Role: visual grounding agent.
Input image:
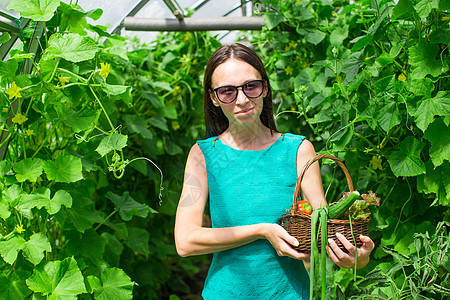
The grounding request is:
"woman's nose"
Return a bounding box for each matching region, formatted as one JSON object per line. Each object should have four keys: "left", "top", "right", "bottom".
{"left": 235, "top": 87, "right": 249, "bottom": 104}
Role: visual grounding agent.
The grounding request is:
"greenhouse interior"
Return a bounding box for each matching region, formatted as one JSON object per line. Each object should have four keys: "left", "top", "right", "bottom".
{"left": 0, "top": 0, "right": 449, "bottom": 299}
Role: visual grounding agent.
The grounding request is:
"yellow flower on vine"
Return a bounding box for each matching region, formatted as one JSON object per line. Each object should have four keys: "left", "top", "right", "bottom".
{"left": 26, "top": 129, "right": 34, "bottom": 136}
{"left": 99, "top": 63, "right": 110, "bottom": 79}
{"left": 12, "top": 113, "right": 28, "bottom": 125}
{"left": 370, "top": 156, "right": 383, "bottom": 170}
{"left": 172, "top": 121, "right": 180, "bottom": 131}
{"left": 398, "top": 73, "right": 407, "bottom": 81}
{"left": 15, "top": 224, "right": 25, "bottom": 234}
{"left": 285, "top": 65, "right": 293, "bottom": 75}
{"left": 2, "top": 107, "right": 8, "bottom": 112}
{"left": 5, "top": 82, "right": 22, "bottom": 99}
{"left": 59, "top": 76, "right": 71, "bottom": 86}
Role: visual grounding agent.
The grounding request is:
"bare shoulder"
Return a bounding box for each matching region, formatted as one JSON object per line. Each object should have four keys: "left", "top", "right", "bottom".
{"left": 297, "top": 139, "right": 316, "bottom": 158}
{"left": 186, "top": 143, "right": 206, "bottom": 170}
{"left": 296, "top": 139, "right": 317, "bottom": 176}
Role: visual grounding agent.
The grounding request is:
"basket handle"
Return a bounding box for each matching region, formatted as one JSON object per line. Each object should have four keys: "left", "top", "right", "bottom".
{"left": 292, "top": 154, "right": 354, "bottom": 211}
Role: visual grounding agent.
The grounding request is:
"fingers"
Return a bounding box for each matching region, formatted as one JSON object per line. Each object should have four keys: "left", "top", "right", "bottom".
{"left": 360, "top": 235, "right": 375, "bottom": 252}
{"left": 328, "top": 234, "right": 375, "bottom": 269}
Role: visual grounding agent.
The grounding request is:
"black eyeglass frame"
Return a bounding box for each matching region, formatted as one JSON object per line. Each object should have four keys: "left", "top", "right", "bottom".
{"left": 211, "top": 79, "right": 266, "bottom": 104}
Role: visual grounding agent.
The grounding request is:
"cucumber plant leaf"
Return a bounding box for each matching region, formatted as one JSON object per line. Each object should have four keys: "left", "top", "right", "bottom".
{"left": 263, "top": 12, "right": 285, "bottom": 30}
{"left": 96, "top": 133, "right": 128, "bottom": 157}
{"left": 0, "top": 200, "right": 10, "bottom": 220}
{"left": 0, "top": 236, "right": 26, "bottom": 264}
{"left": 43, "top": 33, "right": 99, "bottom": 63}
{"left": 409, "top": 91, "right": 450, "bottom": 132}
{"left": 26, "top": 256, "right": 87, "bottom": 299}
{"left": 86, "top": 267, "right": 134, "bottom": 300}
{"left": 13, "top": 158, "right": 44, "bottom": 183}
{"left": 105, "top": 191, "right": 155, "bottom": 221}
{"left": 388, "top": 136, "right": 426, "bottom": 177}
{"left": 7, "top": 0, "right": 60, "bottom": 22}
{"left": 123, "top": 114, "right": 153, "bottom": 140}
{"left": 392, "top": 0, "right": 416, "bottom": 20}
{"left": 423, "top": 117, "right": 450, "bottom": 167}
{"left": 125, "top": 226, "right": 149, "bottom": 257}
{"left": 66, "top": 193, "right": 104, "bottom": 233}
{"left": 417, "top": 161, "right": 450, "bottom": 206}
{"left": 409, "top": 40, "right": 448, "bottom": 79}
{"left": 23, "top": 233, "right": 52, "bottom": 265}
{"left": 16, "top": 188, "right": 71, "bottom": 215}
{"left": 66, "top": 229, "right": 106, "bottom": 266}
{"left": 414, "top": 0, "right": 439, "bottom": 19}
{"left": 43, "top": 155, "right": 83, "bottom": 183}
{"left": 377, "top": 101, "right": 401, "bottom": 133}
{"left": 0, "top": 270, "right": 32, "bottom": 300}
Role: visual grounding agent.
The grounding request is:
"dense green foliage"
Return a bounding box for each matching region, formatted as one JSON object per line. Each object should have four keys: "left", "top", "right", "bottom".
{"left": 252, "top": 0, "right": 450, "bottom": 298}
{"left": 1, "top": 0, "right": 449, "bottom": 299}
{"left": 0, "top": 0, "right": 219, "bottom": 299}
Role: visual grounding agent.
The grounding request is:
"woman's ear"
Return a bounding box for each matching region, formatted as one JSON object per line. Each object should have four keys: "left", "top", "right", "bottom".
{"left": 263, "top": 81, "right": 269, "bottom": 98}
{"left": 209, "top": 90, "right": 220, "bottom": 107}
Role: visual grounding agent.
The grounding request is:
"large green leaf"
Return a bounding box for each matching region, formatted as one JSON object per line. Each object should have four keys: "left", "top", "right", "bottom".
{"left": 23, "top": 233, "right": 52, "bottom": 265}
{"left": 101, "top": 233, "right": 124, "bottom": 267}
{"left": 58, "top": 106, "right": 98, "bottom": 133}
{"left": 0, "top": 236, "right": 26, "bottom": 265}
{"left": 43, "top": 33, "right": 98, "bottom": 63}
{"left": 0, "top": 271, "right": 32, "bottom": 300}
{"left": 0, "top": 200, "right": 9, "bottom": 220}
{"left": 66, "top": 192, "right": 104, "bottom": 233}
{"left": 17, "top": 188, "right": 51, "bottom": 213}
{"left": 297, "top": 28, "right": 326, "bottom": 45}
{"left": 123, "top": 114, "right": 153, "bottom": 140}
{"left": 414, "top": 0, "right": 439, "bottom": 19}
{"left": 87, "top": 268, "right": 134, "bottom": 300}
{"left": 43, "top": 155, "right": 83, "bottom": 183}
{"left": 263, "top": 12, "right": 285, "bottom": 30}
{"left": 417, "top": 161, "right": 450, "bottom": 206}
{"left": 149, "top": 115, "right": 169, "bottom": 132}
{"left": 125, "top": 226, "right": 149, "bottom": 257}
{"left": 7, "top": 0, "right": 60, "bottom": 22}
{"left": 101, "top": 83, "right": 133, "bottom": 107}
{"left": 13, "top": 158, "right": 43, "bottom": 182}
{"left": 423, "top": 118, "right": 450, "bottom": 167}
{"left": 48, "top": 190, "right": 73, "bottom": 214}
{"left": 392, "top": 0, "right": 416, "bottom": 20}
{"left": 26, "top": 257, "right": 87, "bottom": 299}
{"left": 66, "top": 229, "right": 106, "bottom": 266}
{"left": 377, "top": 101, "right": 401, "bottom": 133}
{"left": 388, "top": 136, "right": 426, "bottom": 177}
{"left": 409, "top": 40, "right": 448, "bottom": 79}
{"left": 409, "top": 91, "right": 450, "bottom": 132}
{"left": 105, "top": 191, "right": 155, "bottom": 221}
{"left": 330, "top": 16, "right": 349, "bottom": 45}
{"left": 17, "top": 188, "right": 71, "bottom": 215}
{"left": 96, "top": 133, "right": 128, "bottom": 157}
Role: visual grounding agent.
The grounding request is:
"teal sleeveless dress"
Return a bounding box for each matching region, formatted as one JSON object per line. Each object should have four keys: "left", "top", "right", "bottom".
{"left": 197, "top": 133, "right": 310, "bottom": 299}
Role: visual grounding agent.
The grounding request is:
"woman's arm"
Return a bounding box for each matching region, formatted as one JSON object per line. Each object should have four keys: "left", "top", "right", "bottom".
{"left": 174, "top": 144, "right": 308, "bottom": 259}
{"left": 296, "top": 139, "right": 375, "bottom": 268}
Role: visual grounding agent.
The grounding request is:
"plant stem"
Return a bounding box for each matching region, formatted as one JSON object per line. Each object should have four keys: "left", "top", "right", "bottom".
{"left": 89, "top": 85, "right": 114, "bottom": 131}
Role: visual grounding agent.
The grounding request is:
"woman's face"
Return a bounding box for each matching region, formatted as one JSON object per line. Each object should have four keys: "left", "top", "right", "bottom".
{"left": 210, "top": 58, "right": 267, "bottom": 128}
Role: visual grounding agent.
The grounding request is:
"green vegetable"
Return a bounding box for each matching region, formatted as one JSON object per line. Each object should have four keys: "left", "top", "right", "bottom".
{"left": 328, "top": 190, "right": 360, "bottom": 219}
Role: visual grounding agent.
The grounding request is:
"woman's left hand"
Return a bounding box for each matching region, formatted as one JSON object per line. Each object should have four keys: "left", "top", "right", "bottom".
{"left": 328, "top": 232, "right": 375, "bottom": 269}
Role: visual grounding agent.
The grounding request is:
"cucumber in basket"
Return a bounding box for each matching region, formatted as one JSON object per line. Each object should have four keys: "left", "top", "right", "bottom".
{"left": 328, "top": 190, "right": 360, "bottom": 219}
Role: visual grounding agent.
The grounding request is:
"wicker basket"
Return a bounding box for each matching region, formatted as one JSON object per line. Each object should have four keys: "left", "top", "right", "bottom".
{"left": 279, "top": 154, "right": 370, "bottom": 254}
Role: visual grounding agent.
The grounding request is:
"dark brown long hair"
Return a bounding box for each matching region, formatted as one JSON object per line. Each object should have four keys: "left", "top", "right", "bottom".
{"left": 203, "top": 43, "right": 277, "bottom": 137}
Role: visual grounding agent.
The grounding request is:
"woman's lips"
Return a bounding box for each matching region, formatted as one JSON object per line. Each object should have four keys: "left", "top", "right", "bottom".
{"left": 235, "top": 107, "right": 253, "bottom": 116}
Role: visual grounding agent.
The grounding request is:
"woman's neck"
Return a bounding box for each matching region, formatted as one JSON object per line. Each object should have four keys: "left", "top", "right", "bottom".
{"left": 219, "top": 123, "right": 279, "bottom": 150}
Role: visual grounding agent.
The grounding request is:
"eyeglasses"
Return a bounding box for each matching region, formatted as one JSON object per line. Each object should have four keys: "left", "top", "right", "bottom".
{"left": 212, "top": 80, "right": 265, "bottom": 104}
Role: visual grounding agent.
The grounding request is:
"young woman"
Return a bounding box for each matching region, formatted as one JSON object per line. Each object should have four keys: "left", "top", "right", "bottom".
{"left": 174, "top": 43, "right": 374, "bottom": 299}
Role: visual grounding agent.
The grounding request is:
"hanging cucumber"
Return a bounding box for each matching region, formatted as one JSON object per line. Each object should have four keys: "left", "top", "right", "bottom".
{"left": 328, "top": 190, "right": 360, "bottom": 219}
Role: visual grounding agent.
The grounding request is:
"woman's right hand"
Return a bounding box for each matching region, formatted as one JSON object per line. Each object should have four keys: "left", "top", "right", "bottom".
{"left": 264, "top": 223, "right": 310, "bottom": 260}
